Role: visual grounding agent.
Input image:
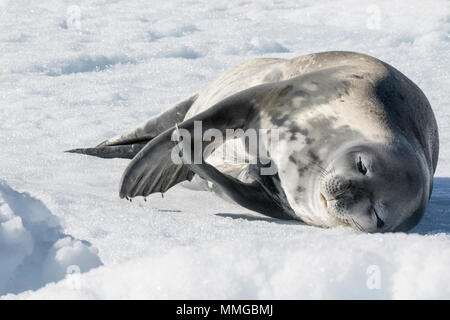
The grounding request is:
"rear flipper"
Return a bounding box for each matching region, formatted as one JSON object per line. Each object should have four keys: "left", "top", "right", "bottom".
{"left": 66, "top": 142, "right": 147, "bottom": 159}
{"left": 65, "top": 92, "right": 198, "bottom": 159}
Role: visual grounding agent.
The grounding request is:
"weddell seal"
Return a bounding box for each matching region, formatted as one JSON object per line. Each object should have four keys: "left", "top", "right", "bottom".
{"left": 67, "top": 51, "right": 439, "bottom": 233}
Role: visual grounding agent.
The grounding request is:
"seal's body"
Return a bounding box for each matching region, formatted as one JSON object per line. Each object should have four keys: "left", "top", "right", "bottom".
{"left": 68, "top": 51, "right": 438, "bottom": 232}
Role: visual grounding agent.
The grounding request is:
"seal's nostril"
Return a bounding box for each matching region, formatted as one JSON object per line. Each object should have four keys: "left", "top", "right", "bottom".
{"left": 377, "top": 216, "right": 384, "bottom": 229}
{"left": 374, "top": 209, "right": 385, "bottom": 228}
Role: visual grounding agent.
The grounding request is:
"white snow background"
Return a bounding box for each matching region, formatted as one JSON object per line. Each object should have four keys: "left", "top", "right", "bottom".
{"left": 0, "top": 0, "right": 449, "bottom": 299}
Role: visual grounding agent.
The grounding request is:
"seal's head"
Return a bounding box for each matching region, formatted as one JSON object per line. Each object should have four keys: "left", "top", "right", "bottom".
{"left": 318, "top": 142, "right": 430, "bottom": 232}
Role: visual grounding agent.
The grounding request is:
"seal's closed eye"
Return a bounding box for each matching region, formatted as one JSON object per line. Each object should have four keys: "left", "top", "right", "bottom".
{"left": 357, "top": 157, "right": 367, "bottom": 175}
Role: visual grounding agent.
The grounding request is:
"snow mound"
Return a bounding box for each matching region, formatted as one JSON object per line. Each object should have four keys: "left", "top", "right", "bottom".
{"left": 5, "top": 229, "right": 450, "bottom": 299}
{"left": 249, "top": 37, "right": 290, "bottom": 54}
{"left": 224, "top": 37, "right": 290, "bottom": 55}
{"left": 0, "top": 180, "right": 102, "bottom": 295}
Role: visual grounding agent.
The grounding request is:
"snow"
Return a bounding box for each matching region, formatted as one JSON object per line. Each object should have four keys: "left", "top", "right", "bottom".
{"left": 0, "top": 180, "right": 102, "bottom": 295}
{"left": 0, "top": 0, "right": 449, "bottom": 299}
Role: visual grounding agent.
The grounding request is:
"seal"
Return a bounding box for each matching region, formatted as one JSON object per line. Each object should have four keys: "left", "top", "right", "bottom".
{"left": 67, "top": 51, "right": 439, "bottom": 232}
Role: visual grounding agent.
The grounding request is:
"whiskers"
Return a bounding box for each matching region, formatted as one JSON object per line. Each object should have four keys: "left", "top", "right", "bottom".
{"left": 333, "top": 214, "right": 365, "bottom": 232}
{"left": 297, "top": 155, "right": 332, "bottom": 179}
{"left": 350, "top": 217, "right": 365, "bottom": 232}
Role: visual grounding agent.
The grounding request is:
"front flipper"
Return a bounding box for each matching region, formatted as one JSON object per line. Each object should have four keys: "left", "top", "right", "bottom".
{"left": 119, "top": 81, "right": 268, "bottom": 198}
{"left": 118, "top": 133, "right": 195, "bottom": 197}
{"left": 184, "top": 160, "right": 295, "bottom": 220}
{"left": 119, "top": 81, "right": 296, "bottom": 220}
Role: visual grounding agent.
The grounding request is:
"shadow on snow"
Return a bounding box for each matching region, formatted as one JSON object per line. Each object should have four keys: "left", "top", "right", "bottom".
{"left": 215, "top": 177, "right": 450, "bottom": 235}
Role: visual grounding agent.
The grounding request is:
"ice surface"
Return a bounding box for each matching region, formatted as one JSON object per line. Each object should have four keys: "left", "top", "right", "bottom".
{"left": 0, "top": 0, "right": 449, "bottom": 299}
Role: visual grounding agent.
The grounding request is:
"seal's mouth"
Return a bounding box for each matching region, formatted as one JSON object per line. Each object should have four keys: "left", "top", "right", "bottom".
{"left": 319, "top": 191, "right": 362, "bottom": 230}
